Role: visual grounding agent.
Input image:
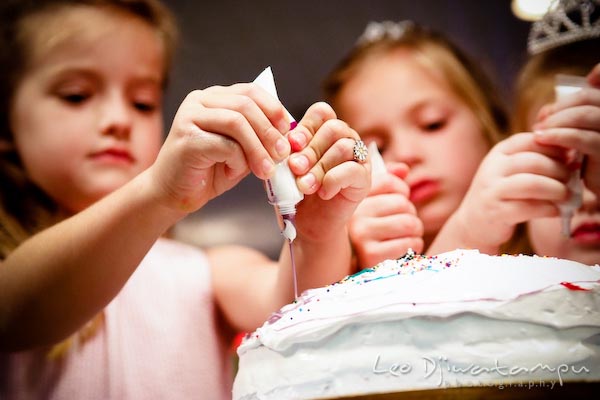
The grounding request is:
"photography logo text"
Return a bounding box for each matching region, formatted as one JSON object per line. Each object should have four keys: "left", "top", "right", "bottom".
{"left": 372, "top": 354, "right": 591, "bottom": 388}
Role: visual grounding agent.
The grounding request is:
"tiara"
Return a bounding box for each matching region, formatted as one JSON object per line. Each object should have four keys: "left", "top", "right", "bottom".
{"left": 528, "top": 0, "right": 600, "bottom": 54}
{"left": 356, "top": 20, "right": 415, "bottom": 46}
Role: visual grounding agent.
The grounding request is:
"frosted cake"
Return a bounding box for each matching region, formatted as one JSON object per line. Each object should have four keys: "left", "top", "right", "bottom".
{"left": 233, "top": 249, "right": 600, "bottom": 399}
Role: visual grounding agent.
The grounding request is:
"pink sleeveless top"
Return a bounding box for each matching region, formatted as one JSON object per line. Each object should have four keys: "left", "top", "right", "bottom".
{"left": 1, "top": 238, "right": 232, "bottom": 399}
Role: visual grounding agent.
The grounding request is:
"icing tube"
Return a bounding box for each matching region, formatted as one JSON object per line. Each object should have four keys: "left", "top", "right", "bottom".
{"left": 253, "top": 67, "right": 303, "bottom": 299}
{"left": 554, "top": 74, "right": 587, "bottom": 237}
{"left": 253, "top": 67, "right": 296, "bottom": 128}
{"left": 253, "top": 67, "right": 304, "bottom": 242}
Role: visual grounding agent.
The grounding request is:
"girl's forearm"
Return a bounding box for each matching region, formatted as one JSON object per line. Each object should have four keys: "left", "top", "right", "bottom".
{"left": 211, "top": 231, "right": 353, "bottom": 334}
{"left": 0, "top": 170, "right": 186, "bottom": 351}
{"left": 427, "top": 213, "right": 500, "bottom": 256}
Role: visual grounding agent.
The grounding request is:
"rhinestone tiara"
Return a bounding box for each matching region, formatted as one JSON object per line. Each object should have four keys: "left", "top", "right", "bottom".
{"left": 528, "top": 0, "right": 600, "bottom": 55}
{"left": 356, "top": 20, "right": 415, "bottom": 46}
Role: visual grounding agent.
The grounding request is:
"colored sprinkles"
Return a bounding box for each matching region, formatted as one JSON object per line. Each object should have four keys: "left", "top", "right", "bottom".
{"left": 333, "top": 249, "right": 462, "bottom": 287}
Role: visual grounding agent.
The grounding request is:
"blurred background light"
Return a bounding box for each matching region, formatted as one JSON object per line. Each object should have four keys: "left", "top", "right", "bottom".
{"left": 512, "top": 0, "right": 555, "bottom": 21}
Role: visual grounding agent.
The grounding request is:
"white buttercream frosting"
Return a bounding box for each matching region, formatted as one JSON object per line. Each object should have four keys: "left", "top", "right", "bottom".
{"left": 233, "top": 250, "right": 600, "bottom": 399}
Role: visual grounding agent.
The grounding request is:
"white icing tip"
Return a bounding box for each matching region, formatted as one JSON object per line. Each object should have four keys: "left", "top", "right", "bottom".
{"left": 368, "top": 142, "right": 386, "bottom": 176}
{"left": 282, "top": 219, "right": 297, "bottom": 242}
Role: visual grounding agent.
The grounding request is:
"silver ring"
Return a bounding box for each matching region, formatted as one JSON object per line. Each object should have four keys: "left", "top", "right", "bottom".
{"left": 352, "top": 139, "right": 368, "bottom": 163}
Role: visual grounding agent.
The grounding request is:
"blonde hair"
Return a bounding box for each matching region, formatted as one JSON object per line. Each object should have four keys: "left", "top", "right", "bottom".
{"left": 0, "top": 0, "right": 178, "bottom": 357}
{"left": 323, "top": 22, "right": 508, "bottom": 149}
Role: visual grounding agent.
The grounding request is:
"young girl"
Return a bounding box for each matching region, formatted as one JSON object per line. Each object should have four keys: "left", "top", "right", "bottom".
{"left": 510, "top": 29, "right": 600, "bottom": 265}
{"left": 422, "top": 1, "right": 600, "bottom": 259}
{"left": 0, "top": 1, "right": 370, "bottom": 398}
{"left": 322, "top": 21, "right": 508, "bottom": 266}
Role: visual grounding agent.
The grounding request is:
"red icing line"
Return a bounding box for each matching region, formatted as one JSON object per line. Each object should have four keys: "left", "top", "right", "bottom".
{"left": 560, "top": 281, "right": 589, "bottom": 291}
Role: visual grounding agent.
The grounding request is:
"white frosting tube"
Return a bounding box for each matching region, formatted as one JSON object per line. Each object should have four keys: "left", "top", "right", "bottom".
{"left": 554, "top": 74, "right": 587, "bottom": 237}
{"left": 253, "top": 67, "right": 304, "bottom": 242}
{"left": 368, "top": 142, "right": 386, "bottom": 176}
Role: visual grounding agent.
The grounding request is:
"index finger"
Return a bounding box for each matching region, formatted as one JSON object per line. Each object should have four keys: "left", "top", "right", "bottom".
{"left": 496, "top": 132, "right": 568, "bottom": 161}
{"left": 288, "top": 102, "right": 337, "bottom": 152}
{"left": 537, "top": 87, "right": 600, "bottom": 122}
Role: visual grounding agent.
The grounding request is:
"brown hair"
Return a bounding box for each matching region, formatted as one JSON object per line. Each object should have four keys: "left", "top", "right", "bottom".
{"left": 0, "top": 0, "right": 178, "bottom": 259}
{"left": 323, "top": 21, "right": 508, "bottom": 150}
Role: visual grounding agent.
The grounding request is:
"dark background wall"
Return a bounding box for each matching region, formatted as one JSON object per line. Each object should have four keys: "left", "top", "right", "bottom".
{"left": 165, "top": 0, "right": 532, "bottom": 258}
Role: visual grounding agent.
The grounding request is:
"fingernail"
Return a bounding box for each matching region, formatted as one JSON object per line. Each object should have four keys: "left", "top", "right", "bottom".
{"left": 276, "top": 137, "right": 290, "bottom": 159}
{"left": 277, "top": 120, "right": 290, "bottom": 134}
{"left": 289, "top": 132, "right": 307, "bottom": 151}
{"left": 262, "top": 158, "right": 274, "bottom": 176}
{"left": 289, "top": 154, "right": 309, "bottom": 172}
{"left": 298, "top": 173, "right": 317, "bottom": 191}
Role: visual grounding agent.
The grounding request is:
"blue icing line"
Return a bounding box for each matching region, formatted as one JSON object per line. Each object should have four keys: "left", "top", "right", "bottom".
{"left": 349, "top": 267, "right": 376, "bottom": 278}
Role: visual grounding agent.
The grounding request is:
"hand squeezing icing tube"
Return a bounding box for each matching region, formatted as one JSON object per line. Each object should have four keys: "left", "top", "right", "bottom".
{"left": 554, "top": 74, "right": 587, "bottom": 237}
{"left": 253, "top": 67, "right": 304, "bottom": 242}
{"left": 253, "top": 67, "right": 304, "bottom": 298}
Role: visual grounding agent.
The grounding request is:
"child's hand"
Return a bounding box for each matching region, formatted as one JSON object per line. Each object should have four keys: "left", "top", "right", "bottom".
{"left": 533, "top": 83, "right": 600, "bottom": 199}
{"left": 151, "top": 84, "right": 291, "bottom": 213}
{"left": 447, "top": 133, "right": 571, "bottom": 252}
{"left": 347, "top": 162, "right": 423, "bottom": 269}
{"left": 286, "top": 102, "right": 371, "bottom": 242}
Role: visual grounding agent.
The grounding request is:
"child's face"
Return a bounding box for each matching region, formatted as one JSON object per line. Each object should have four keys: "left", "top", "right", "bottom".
{"left": 336, "top": 50, "right": 489, "bottom": 238}
{"left": 528, "top": 188, "right": 600, "bottom": 265}
{"left": 10, "top": 6, "right": 165, "bottom": 214}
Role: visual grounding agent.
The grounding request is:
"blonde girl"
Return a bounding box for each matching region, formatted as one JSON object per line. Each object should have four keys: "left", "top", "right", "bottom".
{"left": 323, "top": 21, "right": 508, "bottom": 266}
{"left": 0, "top": 1, "right": 371, "bottom": 398}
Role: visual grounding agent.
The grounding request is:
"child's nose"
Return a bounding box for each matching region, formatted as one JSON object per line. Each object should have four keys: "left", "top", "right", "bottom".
{"left": 387, "top": 133, "right": 421, "bottom": 167}
{"left": 99, "top": 94, "right": 132, "bottom": 139}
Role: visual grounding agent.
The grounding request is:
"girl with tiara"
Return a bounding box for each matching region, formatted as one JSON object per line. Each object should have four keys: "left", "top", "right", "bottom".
{"left": 435, "top": 0, "right": 600, "bottom": 263}
{"left": 323, "top": 1, "right": 599, "bottom": 266}
{"left": 322, "top": 20, "right": 509, "bottom": 266}
{"left": 508, "top": 0, "right": 600, "bottom": 264}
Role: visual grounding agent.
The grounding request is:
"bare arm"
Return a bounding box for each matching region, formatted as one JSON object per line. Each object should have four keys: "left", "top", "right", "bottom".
{"left": 0, "top": 84, "right": 291, "bottom": 352}
{"left": 210, "top": 223, "right": 353, "bottom": 333}
{"left": 0, "top": 171, "right": 185, "bottom": 351}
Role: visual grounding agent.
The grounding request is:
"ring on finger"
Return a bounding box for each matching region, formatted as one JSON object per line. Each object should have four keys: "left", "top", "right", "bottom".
{"left": 352, "top": 139, "right": 368, "bottom": 163}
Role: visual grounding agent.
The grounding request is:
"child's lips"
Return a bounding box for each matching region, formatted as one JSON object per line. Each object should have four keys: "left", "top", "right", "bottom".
{"left": 571, "top": 222, "right": 600, "bottom": 244}
{"left": 90, "top": 148, "right": 134, "bottom": 164}
{"left": 409, "top": 180, "right": 439, "bottom": 204}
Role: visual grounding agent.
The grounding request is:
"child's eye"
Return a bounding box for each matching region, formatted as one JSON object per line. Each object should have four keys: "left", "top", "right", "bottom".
{"left": 134, "top": 102, "right": 156, "bottom": 112}
{"left": 423, "top": 120, "right": 446, "bottom": 132}
{"left": 61, "top": 93, "right": 89, "bottom": 104}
